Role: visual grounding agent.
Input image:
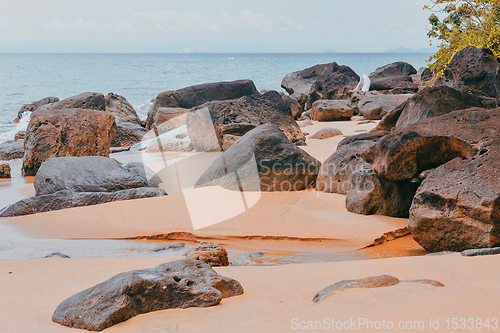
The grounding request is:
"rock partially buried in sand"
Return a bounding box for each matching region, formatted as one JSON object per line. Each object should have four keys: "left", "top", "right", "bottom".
{"left": 311, "top": 100, "right": 354, "bottom": 121}
{"left": 52, "top": 259, "right": 244, "bottom": 332}
{"left": 44, "top": 252, "right": 70, "bottom": 259}
{"left": 0, "top": 188, "right": 167, "bottom": 217}
{"left": 185, "top": 243, "right": 229, "bottom": 267}
{"left": 313, "top": 275, "right": 443, "bottom": 303}
{"left": 310, "top": 128, "right": 343, "bottom": 140}
{"left": 195, "top": 123, "right": 321, "bottom": 192}
{"left": 281, "top": 62, "right": 360, "bottom": 109}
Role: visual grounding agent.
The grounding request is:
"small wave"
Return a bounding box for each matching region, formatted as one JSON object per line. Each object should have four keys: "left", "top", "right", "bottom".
{"left": 0, "top": 111, "right": 32, "bottom": 144}
{"left": 133, "top": 100, "right": 154, "bottom": 121}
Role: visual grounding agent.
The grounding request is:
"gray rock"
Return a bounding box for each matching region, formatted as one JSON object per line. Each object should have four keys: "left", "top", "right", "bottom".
{"left": 44, "top": 252, "right": 71, "bottom": 259}
{"left": 33, "top": 157, "right": 151, "bottom": 196}
{"left": 369, "top": 62, "right": 418, "bottom": 93}
{"left": 195, "top": 123, "right": 321, "bottom": 192}
{"left": 0, "top": 188, "right": 167, "bottom": 217}
{"left": 151, "top": 243, "right": 185, "bottom": 252}
{"left": 0, "top": 140, "right": 24, "bottom": 160}
{"left": 35, "top": 92, "right": 105, "bottom": 113}
{"left": 358, "top": 94, "right": 413, "bottom": 120}
{"left": 461, "top": 247, "right": 500, "bottom": 257}
{"left": 52, "top": 259, "right": 244, "bottom": 331}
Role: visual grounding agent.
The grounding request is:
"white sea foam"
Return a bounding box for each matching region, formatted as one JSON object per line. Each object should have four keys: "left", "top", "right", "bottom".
{"left": 0, "top": 111, "right": 32, "bottom": 144}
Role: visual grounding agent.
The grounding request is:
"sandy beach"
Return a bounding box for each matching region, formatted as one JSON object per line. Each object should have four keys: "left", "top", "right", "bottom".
{"left": 1, "top": 119, "right": 499, "bottom": 332}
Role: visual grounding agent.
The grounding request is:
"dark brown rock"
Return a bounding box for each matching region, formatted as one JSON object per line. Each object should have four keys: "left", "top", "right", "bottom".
{"left": 111, "top": 122, "right": 148, "bottom": 148}
{"left": 281, "top": 62, "right": 360, "bottom": 109}
{"left": 280, "top": 92, "right": 303, "bottom": 119}
{"left": 0, "top": 140, "right": 24, "bottom": 160}
{"left": 0, "top": 188, "right": 167, "bottom": 217}
{"left": 435, "top": 46, "right": 500, "bottom": 100}
{"left": 22, "top": 108, "right": 116, "bottom": 176}
{"left": 369, "top": 62, "right": 418, "bottom": 93}
{"left": 14, "top": 96, "right": 59, "bottom": 123}
{"left": 187, "top": 91, "right": 305, "bottom": 152}
{"left": 185, "top": 243, "right": 229, "bottom": 267}
{"left": 52, "top": 259, "right": 243, "bottom": 331}
{"left": 374, "top": 86, "right": 493, "bottom": 131}
{"left": 36, "top": 92, "right": 105, "bottom": 112}
{"left": 365, "top": 108, "right": 499, "bottom": 182}
{"left": 311, "top": 100, "right": 354, "bottom": 121}
{"left": 146, "top": 80, "right": 258, "bottom": 129}
{"left": 0, "top": 163, "right": 11, "bottom": 179}
{"left": 195, "top": 123, "right": 321, "bottom": 192}
{"left": 104, "top": 93, "right": 141, "bottom": 125}
{"left": 409, "top": 141, "right": 500, "bottom": 252}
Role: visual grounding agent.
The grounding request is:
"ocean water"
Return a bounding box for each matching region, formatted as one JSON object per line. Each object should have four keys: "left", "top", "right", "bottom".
{"left": 0, "top": 53, "right": 431, "bottom": 143}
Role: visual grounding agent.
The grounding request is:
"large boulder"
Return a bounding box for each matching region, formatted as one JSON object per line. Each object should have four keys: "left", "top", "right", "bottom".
{"left": 187, "top": 91, "right": 305, "bottom": 152}
{"left": 409, "top": 141, "right": 500, "bottom": 252}
{"left": 52, "top": 259, "right": 244, "bottom": 331}
{"left": 105, "top": 93, "right": 142, "bottom": 125}
{"left": 14, "top": 96, "right": 59, "bottom": 123}
{"left": 365, "top": 108, "right": 499, "bottom": 182}
{"left": 0, "top": 140, "right": 24, "bottom": 160}
{"left": 146, "top": 80, "right": 258, "bottom": 129}
{"left": 358, "top": 94, "right": 413, "bottom": 120}
{"left": 316, "top": 131, "right": 417, "bottom": 217}
{"left": 22, "top": 108, "right": 116, "bottom": 176}
{"left": 435, "top": 46, "right": 500, "bottom": 101}
{"left": 36, "top": 92, "right": 105, "bottom": 112}
{"left": 369, "top": 62, "right": 418, "bottom": 93}
{"left": 33, "top": 156, "right": 152, "bottom": 196}
{"left": 195, "top": 123, "right": 321, "bottom": 192}
{"left": 0, "top": 188, "right": 166, "bottom": 217}
{"left": 375, "top": 86, "right": 495, "bottom": 131}
{"left": 311, "top": 100, "right": 354, "bottom": 121}
{"left": 111, "top": 122, "right": 148, "bottom": 148}
{"left": 281, "top": 62, "right": 360, "bottom": 109}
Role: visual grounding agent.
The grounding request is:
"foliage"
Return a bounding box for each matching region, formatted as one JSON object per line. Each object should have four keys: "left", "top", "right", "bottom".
{"left": 425, "top": 0, "right": 500, "bottom": 75}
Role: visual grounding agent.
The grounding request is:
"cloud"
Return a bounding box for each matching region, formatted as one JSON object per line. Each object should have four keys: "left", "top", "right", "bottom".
{"left": 41, "top": 19, "right": 137, "bottom": 34}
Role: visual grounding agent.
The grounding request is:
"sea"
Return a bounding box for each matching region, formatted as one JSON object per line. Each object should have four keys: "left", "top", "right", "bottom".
{"left": 0, "top": 53, "right": 431, "bottom": 143}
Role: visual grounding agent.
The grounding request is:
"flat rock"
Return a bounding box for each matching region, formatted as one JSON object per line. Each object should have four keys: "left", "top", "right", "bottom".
{"left": 185, "top": 243, "right": 229, "bottom": 267}
{"left": 22, "top": 108, "right": 116, "bottom": 176}
{"left": 310, "top": 128, "right": 343, "bottom": 140}
{"left": 33, "top": 156, "right": 152, "bottom": 196}
{"left": 195, "top": 123, "right": 321, "bottom": 192}
{"left": 311, "top": 100, "right": 354, "bottom": 121}
{"left": 281, "top": 62, "right": 360, "bottom": 109}
{"left": 36, "top": 92, "right": 105, "bottom": 112}
{"left": 187, "top": 91, "right": 305, "bottom": 151}
{"left": 52, "top": 259, "right": 243, "bottom": 332}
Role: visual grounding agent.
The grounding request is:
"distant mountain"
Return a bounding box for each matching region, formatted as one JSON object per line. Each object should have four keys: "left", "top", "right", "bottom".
{"left": 384, "top": 47, "right": 438, "bottom": 54}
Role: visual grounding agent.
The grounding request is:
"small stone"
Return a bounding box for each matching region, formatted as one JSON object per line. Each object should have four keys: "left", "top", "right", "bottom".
{"left": 44, "top": 252, "right": 71, "bottom": 259}
{"left": 0, "top": 163, "right": 11, "bottom": 179}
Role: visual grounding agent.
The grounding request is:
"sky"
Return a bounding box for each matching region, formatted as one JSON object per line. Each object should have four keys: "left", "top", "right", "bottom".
{"left": 0, "top": 0, "right": 434, "bottom": 53}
